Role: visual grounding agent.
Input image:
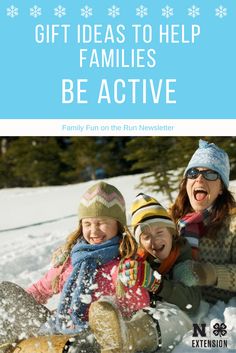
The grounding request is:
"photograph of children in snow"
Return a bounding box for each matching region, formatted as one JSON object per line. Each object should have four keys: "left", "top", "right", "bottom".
{"left": 0, "top": 137, "right": 236, "bottom": 353}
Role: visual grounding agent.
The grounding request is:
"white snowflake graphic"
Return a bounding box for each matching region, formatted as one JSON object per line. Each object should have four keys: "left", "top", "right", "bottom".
{"left": 136, "top": 5, "right": 148, "bottom": 18}
{"left": 7, "top": 5, "right": 19, "bottom": 18}
{"left": 162, "top": 5, "right": 174, "bottom": 19}
{"left": 54, "top": 5, "right": 66, "bottom": 18}
{"left": 188, "top": 5, "right": 200, "bottom": 18}
{"left": 30, "top": 5, "right": 42, "bottom": 18}
{"left": 108, "top": 5, "right": 120, "bottom": 18}
{"left": 81, "top": 5, "right": 93, "bottom": 18}
{"left": 215, "top": 5, "right": 227, "bottom": 18}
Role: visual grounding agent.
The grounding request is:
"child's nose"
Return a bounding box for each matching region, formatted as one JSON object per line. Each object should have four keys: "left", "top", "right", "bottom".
{"left": 91, "top": 224, "right": 99, "bottom": 232}
{"left": 150, "top": 239, "right": 156, "bottom": 248}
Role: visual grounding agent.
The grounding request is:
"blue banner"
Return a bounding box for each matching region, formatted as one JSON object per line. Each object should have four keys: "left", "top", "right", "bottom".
{"left": 0, "top": 1, "right": 235, "bottom": 119}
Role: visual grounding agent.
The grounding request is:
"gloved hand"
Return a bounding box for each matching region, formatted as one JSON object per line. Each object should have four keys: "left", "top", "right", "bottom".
{"left": 173, "top": 260, "right": 217, "bottom": 287}
{"left": 51, "top": 245, "right": 69, "bottom": 267}
{"left": 118, "top": 259, "right": 161, "bottom": 292}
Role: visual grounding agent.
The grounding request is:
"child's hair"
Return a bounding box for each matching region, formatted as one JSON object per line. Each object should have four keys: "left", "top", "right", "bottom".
{"left": 53, "top": 222, "right": 137, "bottom": 262}
{"left": 51, "top": 181, "right": 137, "bottom": 292}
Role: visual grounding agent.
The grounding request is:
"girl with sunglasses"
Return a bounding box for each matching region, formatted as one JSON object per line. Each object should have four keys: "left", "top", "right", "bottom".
{"left": 171, "top": 139, "right": 236, "bottom": 304}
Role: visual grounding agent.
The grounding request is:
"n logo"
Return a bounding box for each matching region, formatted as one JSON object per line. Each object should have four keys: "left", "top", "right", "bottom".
{"left": 192, "top": 324, "right": 207, "bottom": 337}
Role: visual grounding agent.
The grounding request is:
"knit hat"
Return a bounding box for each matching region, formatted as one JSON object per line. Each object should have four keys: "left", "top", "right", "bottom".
{"left": 131, "top": 193, "right": 176, "bottom": 243}
{"left": 184, "top": 139, "right": 230, "bottom": 187}
{"left": 79, "top": 181, "right": 126, "bottom": 226}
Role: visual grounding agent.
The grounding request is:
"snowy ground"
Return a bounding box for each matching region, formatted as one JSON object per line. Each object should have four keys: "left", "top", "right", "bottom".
{"left": 0, "top": 174, "right": 236, "bottom": 352}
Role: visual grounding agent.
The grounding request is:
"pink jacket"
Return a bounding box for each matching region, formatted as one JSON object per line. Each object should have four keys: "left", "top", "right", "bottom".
{"left": 27, "top": 257, "right": 150, "bottom": 318}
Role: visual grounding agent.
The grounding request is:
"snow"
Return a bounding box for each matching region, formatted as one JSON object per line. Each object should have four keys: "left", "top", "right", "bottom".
{"left": 0, "top": 174, "right": 236, "bottom": 352}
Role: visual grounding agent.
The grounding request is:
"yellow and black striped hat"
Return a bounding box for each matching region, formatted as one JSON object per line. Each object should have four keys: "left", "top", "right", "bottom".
{"left": 131, "top": 193, "right": 176, "bottom": 243}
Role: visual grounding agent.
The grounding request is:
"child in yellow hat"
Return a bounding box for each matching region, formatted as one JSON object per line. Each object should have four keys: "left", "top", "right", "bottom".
{"left": 89, "top": 193, "right": 201, "bottom": 353}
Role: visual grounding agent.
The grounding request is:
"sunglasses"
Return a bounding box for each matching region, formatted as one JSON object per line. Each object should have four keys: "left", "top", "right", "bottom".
{"left": 186, "top": 168, "right": 219, "bottom": 181}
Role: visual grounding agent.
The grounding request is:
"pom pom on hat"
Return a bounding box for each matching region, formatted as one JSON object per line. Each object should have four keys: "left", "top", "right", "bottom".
{"left": 79, "top": 181, "right": 126, "bottom": 226}
{"left": 184, "top": 139, "right": 230, "bottom": 187}
{"left": 131, "top": 193, "right": 176, "bottom": 243}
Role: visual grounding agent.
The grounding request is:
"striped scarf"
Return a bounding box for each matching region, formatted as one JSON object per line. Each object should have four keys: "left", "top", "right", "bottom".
{"left": 177, "top": 209, "right": 211, "bottom": 259}
{"left": 137, "top": 246, "right": 180, "bottom": 274}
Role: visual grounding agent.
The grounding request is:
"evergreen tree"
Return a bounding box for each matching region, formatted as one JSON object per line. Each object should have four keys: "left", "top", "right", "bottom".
{"left": 61, "top": 137, "right": 104, "bottom": 182}
{"left": 61, "top": 137, "right": 133, "bottom": 183}
{"left": 125, "top": 137, "right": 181, "bottom": 202}
{"left": 1, "top": 136, "right": 235, "bottom": 190}
{"left": 97, "top": 137, "right": 133, "bottom": 177}
{"left": 0, "top": 137, "right": 65, "bottom": 187}
{"left": 125, "top": 137, "right": 236, "bottom": 202}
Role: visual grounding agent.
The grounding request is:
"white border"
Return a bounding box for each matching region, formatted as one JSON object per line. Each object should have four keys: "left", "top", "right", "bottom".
{"left": 0, "top": 119, "right": 235, "bottom": 136}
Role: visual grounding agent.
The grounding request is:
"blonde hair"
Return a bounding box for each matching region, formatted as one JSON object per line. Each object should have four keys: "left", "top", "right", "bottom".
{"left": 51, "top": 221, "right": 137, "bottom": 293}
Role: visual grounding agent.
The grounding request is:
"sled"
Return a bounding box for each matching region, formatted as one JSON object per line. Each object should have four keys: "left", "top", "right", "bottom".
{"left": 0, "top": 282, "right": 100, "bottom": 353}
{"left": 5, "top": 332, "right": 100, "bottom": 353}
{"left": 0, "top": 281, "right": 50, "bottom": 353}
{"left": 10, "top": 335, "right": 71, "bottom": 353}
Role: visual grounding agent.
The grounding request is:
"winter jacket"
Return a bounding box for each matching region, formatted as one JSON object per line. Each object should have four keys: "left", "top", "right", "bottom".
{"left": 27, "top": 257, "right": 150, "bottom": 319}
{"left": 149, "top": 239, "right": 202, "bottom": 315}
{"left": 198, "top": 213, "right": 236, "bottom": 303}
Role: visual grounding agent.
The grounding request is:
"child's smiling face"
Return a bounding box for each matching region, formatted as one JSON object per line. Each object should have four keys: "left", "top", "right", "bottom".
{"left": 140, "top": 225, "right": 173, "bottom": 262}
{"left": 82, "top": 217, "right": 119, "bottom": 244}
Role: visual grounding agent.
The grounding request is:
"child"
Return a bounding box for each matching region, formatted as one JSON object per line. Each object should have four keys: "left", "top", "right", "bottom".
{"left": 0, "top": 182, "right": 150, "bottom": 353}
{"left": 89, "top": 193, "right": 201, "bottom": 353}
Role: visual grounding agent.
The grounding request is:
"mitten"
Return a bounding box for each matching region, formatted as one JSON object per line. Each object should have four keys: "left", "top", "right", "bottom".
{"left": 51, "top": 245, "right": 69, "bottom": 267}
{"left": 173, "top": 260, "right": 217, "bottom": 287}
{"left": 192, "top": 261, "right": 217, "bottom": 286}
{"left": 118, "top": 259, "right": 161, "bottom": 292}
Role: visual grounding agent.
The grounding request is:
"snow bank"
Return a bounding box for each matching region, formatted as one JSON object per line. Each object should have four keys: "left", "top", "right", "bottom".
{"left": 0, "top": 175, "right": 235, "bottom": 352}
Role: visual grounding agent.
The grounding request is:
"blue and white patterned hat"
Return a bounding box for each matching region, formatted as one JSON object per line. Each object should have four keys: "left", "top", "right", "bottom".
{"left": 184, "top": 139, "right": 230, "bottom": 187}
